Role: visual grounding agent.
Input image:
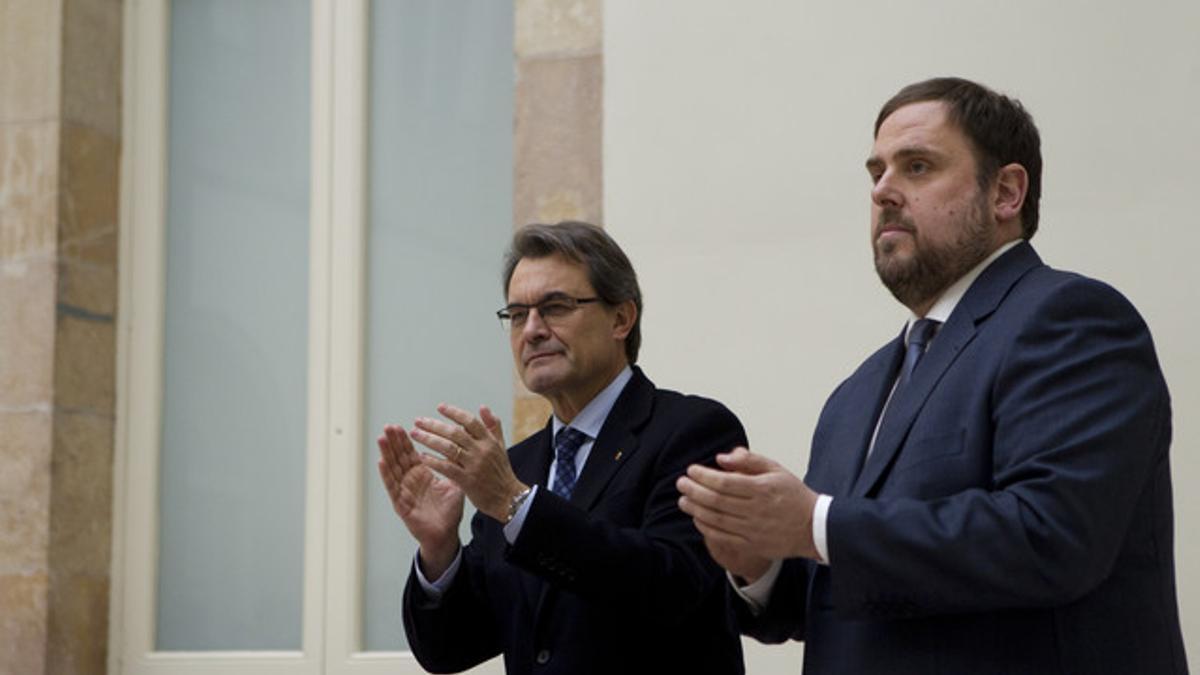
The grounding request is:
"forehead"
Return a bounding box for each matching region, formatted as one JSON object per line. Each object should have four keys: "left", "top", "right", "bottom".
{"left": 871, "top": 100, "right": 972, "bottom": 159}
{"left": 506, "top": 254, "right": 594, "bottom": 301}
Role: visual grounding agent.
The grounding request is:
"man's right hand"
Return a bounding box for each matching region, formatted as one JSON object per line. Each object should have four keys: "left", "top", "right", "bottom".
{"left": 705, "top": 537, "right": 774, "bottom": 585}
{"left": 377, "top": 424, "right": 464, "bottom": 580}
{"left": 677, "top": 447, "right": 820, "bottom": 568}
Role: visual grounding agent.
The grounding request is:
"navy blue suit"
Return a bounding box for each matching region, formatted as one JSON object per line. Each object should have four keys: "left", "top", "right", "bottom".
{"left": 404, "top": 367, "right": 746, "bottom": 674}
{"left": 742, "top": 243, "right": 1187, "bottom": 673}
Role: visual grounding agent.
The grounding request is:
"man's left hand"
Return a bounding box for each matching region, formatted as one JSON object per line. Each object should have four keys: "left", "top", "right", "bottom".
{"left": 677, "top": 447, "right": 819, "bottom": 561}
{"left": 410, "top": 403, "right": 528, "bottom": 523}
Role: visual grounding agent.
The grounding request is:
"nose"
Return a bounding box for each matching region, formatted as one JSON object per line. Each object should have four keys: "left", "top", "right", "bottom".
{"left": 519, "top": 307, "right": 550, "bottom": 342}
{"left": 871, "top": 170, "right": 903, "bottom": 209}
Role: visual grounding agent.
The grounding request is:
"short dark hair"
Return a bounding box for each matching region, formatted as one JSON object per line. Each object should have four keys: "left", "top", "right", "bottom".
{"left": 875, "top": 77, "right": 1043, "bottom": 239}
{"left": 502, "top": 221, "right": 643, "bottom": 364}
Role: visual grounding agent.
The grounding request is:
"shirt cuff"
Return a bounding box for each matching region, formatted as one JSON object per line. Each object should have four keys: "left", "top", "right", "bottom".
{"left": 502, "top": 484, "right": 539, "bottom": 544}
{"left": 813, "top": 493, "right": 832, "bottom": 565}
{"left": 729, "top": 558, "right": 783, "bottom": 616}
{"left": 413, "top": 546, "right": 463, "bottom": 603}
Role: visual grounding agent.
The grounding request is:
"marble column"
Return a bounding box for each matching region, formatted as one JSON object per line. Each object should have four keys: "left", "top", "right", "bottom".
{"left": 511, "top": 0, "right": 603, "bottom": 440}
{"left": 0, "top": 0, "right": 121, "bottom": 673}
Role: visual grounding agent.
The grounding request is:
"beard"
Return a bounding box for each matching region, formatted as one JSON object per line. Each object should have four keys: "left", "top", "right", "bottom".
{"left": 873, "top": 190, "right": 994, "bottom": 310}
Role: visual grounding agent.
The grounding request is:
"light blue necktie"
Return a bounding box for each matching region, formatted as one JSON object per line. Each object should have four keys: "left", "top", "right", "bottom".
{"left": 551, "top": 427, "right": 588, "bottom": 499}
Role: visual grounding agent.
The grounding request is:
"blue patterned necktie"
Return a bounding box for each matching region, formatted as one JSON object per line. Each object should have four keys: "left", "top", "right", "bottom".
{"left": 551, "top": 427, "right": 588, "bottom": 499}
{"left": 900, "top": 318, "right": 941, "bottom": 387}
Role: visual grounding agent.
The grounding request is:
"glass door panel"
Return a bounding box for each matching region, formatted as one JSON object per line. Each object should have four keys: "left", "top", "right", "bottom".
{"left": 361, "top": 0, "right": 515, "bottom": 651}
{"left": 157, "top": 0, "right": 312, "bottom": 650}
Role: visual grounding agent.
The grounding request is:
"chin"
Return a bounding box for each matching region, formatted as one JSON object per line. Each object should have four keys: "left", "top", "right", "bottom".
{"left": 875, "top": 253, "right": 918, "bottom": 287}
{"left": 876, "top": 236, "right": 917, "bottom": 263}
{"left": 520, "top": 366, "right": 563, "bottom": 396}
{"left": 521, "top": 378, "right": 551, "bottom": 396}
{"left": 876, "top": 233, "right": 914, "bottom": 256}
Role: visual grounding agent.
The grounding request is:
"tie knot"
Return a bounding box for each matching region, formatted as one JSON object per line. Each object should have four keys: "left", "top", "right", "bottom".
{"left": 908, "top": 318, "right": 941, "bottom": 350}
{"left": 555, "top": 427, "right": 588, "bottom": 460}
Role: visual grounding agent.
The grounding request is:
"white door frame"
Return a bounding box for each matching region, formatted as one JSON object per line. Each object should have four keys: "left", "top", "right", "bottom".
{"left": 111, "top": 1, "right": 502, "bottom": 673}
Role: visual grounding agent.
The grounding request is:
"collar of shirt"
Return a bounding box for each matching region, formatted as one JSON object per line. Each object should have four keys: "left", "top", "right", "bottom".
{"left": 551, "top": 365, "right": 634, "bottom": 441}
{"left": 542, "top": 365, "right": 634, "bottom": 498}
{"left": 905, "top": 239, "right": 1023, "bottom": 343}
{"left": 817, "top": 239, "right": 1027, "bottom": 566}
{"left": 500, "top": 367, "right": 635, "bottom": 544}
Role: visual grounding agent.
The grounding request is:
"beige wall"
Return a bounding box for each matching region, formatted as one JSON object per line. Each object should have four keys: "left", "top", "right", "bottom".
{"left": 0, "top": 0, "right": 121, "bottom": 673}
{"left": 605, "top": 1, "right": 1199, "bottom": 672}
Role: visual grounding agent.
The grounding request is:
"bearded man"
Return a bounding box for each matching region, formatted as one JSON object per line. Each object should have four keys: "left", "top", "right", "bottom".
{"left": 677, "top": 77, "right": 1187, "bottom": 674}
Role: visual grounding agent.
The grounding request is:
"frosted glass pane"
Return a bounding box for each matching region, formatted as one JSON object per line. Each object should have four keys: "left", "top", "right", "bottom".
{"left": 362, "top": 0, "right": 515, "bottom": 651}
{"left": 157, "top": 0, "right": 310, "bottom": 650}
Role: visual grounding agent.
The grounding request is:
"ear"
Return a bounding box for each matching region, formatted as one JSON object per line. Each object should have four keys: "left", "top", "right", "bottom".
{"left": 993, "top": 163, "right": 1028, "bottom": 226}
{"left": 610, "top": 299, "right": 637, "bottom": 341}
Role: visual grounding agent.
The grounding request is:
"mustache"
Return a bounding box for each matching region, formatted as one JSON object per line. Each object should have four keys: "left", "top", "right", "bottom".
{"left": 876, "top": 207, "right": 916, "bottom": 236}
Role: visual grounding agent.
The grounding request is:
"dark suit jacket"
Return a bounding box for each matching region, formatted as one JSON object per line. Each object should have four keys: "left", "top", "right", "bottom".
{"left": 404, "top": 367, "right": 747, "bottom": 674}
{"left": 741, "top": 243, "right": 1187, "bottom": 674}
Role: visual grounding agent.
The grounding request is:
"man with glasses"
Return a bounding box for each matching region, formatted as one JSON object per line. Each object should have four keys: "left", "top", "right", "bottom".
{"left": 377, "top": 221, "right": 746, "bottom": 674}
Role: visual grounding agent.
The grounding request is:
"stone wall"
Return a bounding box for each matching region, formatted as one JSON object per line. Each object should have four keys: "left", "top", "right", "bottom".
{"left": 0, "top": 1, "right": 121, "bottom": 673}
{"left": 511, "top": 0, "right": 603, "bottom": 441}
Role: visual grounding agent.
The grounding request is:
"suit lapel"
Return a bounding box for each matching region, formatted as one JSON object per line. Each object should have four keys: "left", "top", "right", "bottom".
{"left": 569, "top": 367, "right": 654, "bottom": 511}
{"left": 852, "top": 242, "right": 1043, "bottom": 497}
{"left": 833, "top": 333, "right": 905, "bottom": 495}
{"left": 520, "top": 369, "right": 652, "bottom": 622}
{"left": 514, "top": 421, "right": 554, "bottom": 491}
{"left": 852, "top": 313, "right": 976, "bottom": 496}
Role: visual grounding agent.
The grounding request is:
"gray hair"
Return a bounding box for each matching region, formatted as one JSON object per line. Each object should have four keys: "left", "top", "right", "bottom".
{"left": 502, "top": 221, "right": 643, "bottom": 364}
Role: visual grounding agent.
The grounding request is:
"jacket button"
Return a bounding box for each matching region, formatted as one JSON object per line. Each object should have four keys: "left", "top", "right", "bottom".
{"left": 535, "top": 649, "right": 550, "bottom": 664}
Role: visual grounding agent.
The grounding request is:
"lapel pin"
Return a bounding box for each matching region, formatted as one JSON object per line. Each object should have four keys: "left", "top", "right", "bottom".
{"left": 614, "top": 450, "right": 623, "bottom": 461}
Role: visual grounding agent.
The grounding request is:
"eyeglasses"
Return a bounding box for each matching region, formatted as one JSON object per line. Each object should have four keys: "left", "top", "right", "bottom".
{"left": 496, "top": 294, "right": 601, "bottom": 331}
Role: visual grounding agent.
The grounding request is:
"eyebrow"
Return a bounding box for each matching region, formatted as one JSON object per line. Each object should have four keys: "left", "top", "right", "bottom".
{"left": 504, "top": 291, "right": 573, "bottom": 308}
{"left": 865, "top": 145, "right": 946, "bottom": 171}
